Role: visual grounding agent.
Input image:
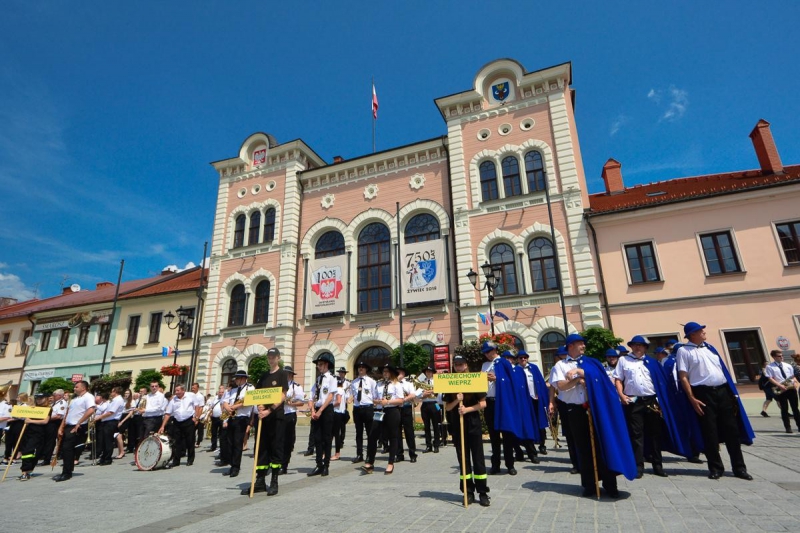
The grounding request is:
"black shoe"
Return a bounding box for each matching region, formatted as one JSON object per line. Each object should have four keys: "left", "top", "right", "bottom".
{"left": 38, "top": 460, "right": 49, "bottom": 467}
{"left": 530, "top": 456, "right": 540, "bottom": 464}
{"left": 604, "top": 486, "right": 620, "bottom": 498}
{"left": 733, "top": 470, "right": 753, "bottom": 481}
{"left": 433, "top": 447, "right": 439, "bottom": 453}
{"left": 53, "top": 474, "right": 71, "bottom": 482}
{"left": 507, "top": 468, "right": 517, "bottom": 476}
{"left": 479, "top": 493, "right": 491, "bottom": 507}
{"left": 515, "top": 454, "right": 525, "bottom": 462}
{"left": 303, "top": 450, "right": 315, "bottom": 457}
{"left": 18, "top": 473, "right": 31, "bottom": 481}
{"left": 653, "top": 466, "right": 668, "bottom": 477}
{"left": 321, "top": 467, "right": 329, "bottom": 477}
{"left": 636, "top": 466, "right": 644, "bottom": 479}
{"left": 786, "top": 428, "right": 793, "bottom": 434}
{"left": 171, "top": 460, "right": 180, "bottom": 468}
{"left": 215, "top": 461, "right": 229, "bottom": 467}
{"left": 267, "top": 472, "right": 279, "bottom": 496}
{"left": 242, "top": 476, "right": 268, "bottom": 495}
{"left": 187, "top": 460, "right": 194, "bottom": 466}
{"left": 582, "top": 487, "right": 595, "bottom": 497}
{"left": 307, "top": 466, "right": 324, "bottom": 477}
{"left": 687, "top": 456, "right": 703, "bottom": 464}
{"left": 423, "top": 447, "right": 432, "bottom": 454}
{"left": 279, "top": 467, "right": 287, "bottom": 475}
{"left": 761, "top": 411, "right": 770, "bottom": 417}
{"left": 351, "top": 455, "right": 364, "bottom": 464}
{"left": 569, "top": 467, "right": 579, "bottom": 475}
{"left": 466, "top": 493, "right": 475, "bottom": 506}
{"left": 229, "top": 468, "right": 239, "bottom": 478}
{"left": 708, "top": 471, "right": 722, "bottom": 480}
{"left": 209, "top": 447, "right": 216, "bottom": 452}
{"left": 489, "top": 466, "right": 501, "bottom": 475}
{"left": 380, "top": 448, "right": 389, "bottom": 454}
{"left": 538, "top": 446, "right": 548, "bottom": 455}
{"left": 410, "top": 455, "right": 417, "bottom": 463}
{"left": 395, "top": 456, "right": 405, "bottom": 463}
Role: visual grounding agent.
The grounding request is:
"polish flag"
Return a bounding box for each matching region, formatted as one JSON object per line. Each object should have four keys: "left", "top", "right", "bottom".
{"left": 372, "top": 83, "right": 379, "bottom": 119}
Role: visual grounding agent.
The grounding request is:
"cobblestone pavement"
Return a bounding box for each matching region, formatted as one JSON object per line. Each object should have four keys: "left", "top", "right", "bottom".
{"left": 2, "top": 402, "right": 799, "bottom": 533}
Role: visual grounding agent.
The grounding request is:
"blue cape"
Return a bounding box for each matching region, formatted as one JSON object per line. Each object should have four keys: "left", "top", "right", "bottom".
{"left": 661, "top": 352, "right": 704, "bottom": 453}
{"left": 525, "top": 362, "right": 550, "bottom": 432}
{"left": 640, "top": 355, "right": 694, "bottom": 457}
{"left": 577, "top": 356, "right": 638, "bottom": 481}
{"left": 493, "top": 357, "right": 537, "bottom": 441}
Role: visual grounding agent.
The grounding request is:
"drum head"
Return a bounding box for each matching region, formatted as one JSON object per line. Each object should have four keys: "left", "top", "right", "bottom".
{"left": 135, "top": 435, "right": 165, "bottom": 471}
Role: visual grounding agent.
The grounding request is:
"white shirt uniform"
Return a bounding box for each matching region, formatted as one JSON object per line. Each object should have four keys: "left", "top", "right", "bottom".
{"left": 65, "top": 392, "right": 96, "bottom": 426}
{"left": 400, "top": 379, "right": 415, "bottom": 406}
{"left": 350, "top": 376, "right": 376, "bottom": 407}
{"left": 284, "top": 382, "right": 305, "bottom": 415}
{"left": 211, "top": 395, "right": 225, "bottom": 417}
{"left": 190, "top": 391, "right": 206, "bottom": 407}
{"left": 764, "top": 361, "right": 795, "bottom": 383}
{"left": 312, "top": 372, "right": 338, "bottom": 409}
{"left": 51, "top": 399, "right": 68, "bottom": 420}
{"left": 481, "top": 357, "right": 499, "bottom": 398}
{"left": 418, "top": 376, "right": 437, "bottom": 403}
{"left": 95, "top": 401, "right": 109, "bottom": 418}
{"left": 0, "top": 400, "right": 11, "bottom": 430}
{"left": 550, "top": 358, "right": 587, "bottom": 405}
{"left": 521, "top": 366, "right": 537, "bottom": 400}
{"left": 612, "top": 355, "right": 657, "bottom": 397}
{"left": 375, "top": 381, "right": 405, "bottom": 407}
{"left": 226, "top": 384, "right": 254, "bottom": 418}
{"left": 675, "top": 343, "right": 727, "bottom": 387}
{"left": 106, "top": 395, "right": 125, "bottom": 421}
{"left": 143, "top": 391, "right": 168, "bottom": 417}
{"left": 334, "top": 387, "right": 348, "bottom": 414}
{"left": 166, "top": 393, "right": 202, "bottom": 422}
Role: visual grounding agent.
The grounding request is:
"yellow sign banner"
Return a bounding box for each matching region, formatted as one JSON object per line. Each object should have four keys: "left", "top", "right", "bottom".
{"left": 11, "top": 405, "right": 51, "bottom": 419}
{"left": 433, "top": 373, "right": 488, "bottom": 393}
{"left": 243, "top": 387, "right": 283, "bottom": 406}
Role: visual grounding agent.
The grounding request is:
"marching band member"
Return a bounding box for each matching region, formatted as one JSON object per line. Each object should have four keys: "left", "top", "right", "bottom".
{"left": 308, "top": 352, "right": 337, "bottom": 477}
{"left": 419, "top": 366, "right": 441, "bottom": 453}
{"left": 18, "top": 393, "right": 51, "bottom": 481}
{"left": 281, "top": 365, "right": 304, "bottom": 474}
{"left": 676, "top": 321, "right": 755, "bottom": 480}
{"left": 54, "top": 380, "right": 96, "bottom": 482}
{"left": 243, "top": 347, "right": 288, "bottom": 496}
{"left": 604, "top": 349, "right": 620, "bottom": 382}
{"left": 349, "top": 361, "right": 376, "bottom": 463}
{"left": 764, "top": 349, "right": 800, "bottom": 433}
{"left": 115, "top": 389, "right": 134, "bottom": 459}
{"left": 0, "top": 388, "right": 11, "bottom": 451}
{"left": 95, "top": 387, "right": 125, "bottom": 465}
{"left": 92, "top": 393, "right": 109, "bottom": 463}
{"left": 332, "top": 376, "right": 350, "bottom": 461}
{"left": 395, "top": 367, "right": 418, "bottom": 463}
{"left": 493, "top": 350, "right": 537, "bottom": 474}
{"left": 549, "top": 345, "right": 578, "bottom": 473}
{"left": 39, "top": 389, "right": 66, "bottom": 466}
{"left": 139, "top": 380, "right": 167, "bottom": 442}
{"left": 159, "top": 384, "right": 202, "bottom": 467}
{"left": 208, "top": 386, "right": 225, "bottom": 452}
{"left": 128, "top": 388, "right": 146, "bottom": 451}
{"left": 480, "top": 341, "right": 512, "bottom": 475}
{"left": 222, "top": 370, "right": 254, "bottom": 478}
{"left": 4, "top": 393, "right": 29, "bottom": 465}
{"left": 190, "top": 383, "right": 206, "bottom": 448}
{"left": 337, "top": 367, "right": 351, "bottom": 392}
{"left": 517, "top": 350, "right": 549, "bottom": 464}
{"left": 444, "top": 355, "right": 490, "bottom": 507}
{"left": 362, "top": 364, "right": 404, "bottom": 475}
{"left": 216, "top": 383, "right": 233, "bottom": 466}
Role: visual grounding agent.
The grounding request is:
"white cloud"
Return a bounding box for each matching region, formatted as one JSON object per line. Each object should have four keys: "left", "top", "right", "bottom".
{"left": 646, "top": 88, "right": 660, "bottom": 104}
{"left": 610, "top": 114, "right": 629, "bottom": 136}
{"left": 0, "top": 270, "right": 36, "bottom": 300}
{"left": 647, "top": 86, "right": 689, "bottom": 122}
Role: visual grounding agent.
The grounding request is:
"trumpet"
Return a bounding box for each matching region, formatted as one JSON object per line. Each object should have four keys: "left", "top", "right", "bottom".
{"left": 413, "top": 376, "right": 435, "bottom": 391}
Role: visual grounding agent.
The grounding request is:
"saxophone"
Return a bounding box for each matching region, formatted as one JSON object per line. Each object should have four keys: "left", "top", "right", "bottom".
{"left": 772, "top": 378, "right": 796, "bottom": 396}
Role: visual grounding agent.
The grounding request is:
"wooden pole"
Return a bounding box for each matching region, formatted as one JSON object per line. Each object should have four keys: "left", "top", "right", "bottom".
{"left": 459, "top": 400, "right": 468, "bottom": 508}
{"left": 1, "top": 422, "right": 28, "bottom": 483}
{"left": 586, "top": 406, "right": 600, "bottom": 500}
{"left": 248, "top": 416, "right": 264, "bottom": 498}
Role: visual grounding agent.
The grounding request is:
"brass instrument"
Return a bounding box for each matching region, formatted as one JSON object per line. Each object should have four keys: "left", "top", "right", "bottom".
{"left": 413, "top": 376, "right": 435, "bottom": 392}
{"left": 0, "top": 380, "right": 11, "bottom": 396}
{"left": 772, "top": 377, "right": 796, "bottom": 396}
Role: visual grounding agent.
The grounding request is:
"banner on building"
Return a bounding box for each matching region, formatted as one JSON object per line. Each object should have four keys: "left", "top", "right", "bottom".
{"left": 307, "top": 255, "right": 348, "bottom": 314}
{"left": 401, "top": 240, "right": 446, "bottom": 304}
{"left": 23, "top": 369, "right": 55, "bottom": 381}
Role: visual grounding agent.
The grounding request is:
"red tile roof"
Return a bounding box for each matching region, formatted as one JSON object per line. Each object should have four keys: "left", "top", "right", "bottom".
{"left": 587, "top": 164, "right": 800, "bottom": 215}
{"left": 120, "top": 267, "right": 206, "bottom": 300}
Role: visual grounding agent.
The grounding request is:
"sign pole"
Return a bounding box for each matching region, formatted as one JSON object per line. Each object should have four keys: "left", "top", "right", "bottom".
{"left": 1, "top": 422, "right": 28, "bottom": 483}
{"left": 248, "top": 416, "right": 263, "bottom": 498}
{"left": 459, "top": 401, "right": 468, "bottom": 508}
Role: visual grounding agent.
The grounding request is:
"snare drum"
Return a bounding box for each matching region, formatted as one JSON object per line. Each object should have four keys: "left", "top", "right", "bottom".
{"left": 135, "top": 434, "right": 173, "bottom": 471}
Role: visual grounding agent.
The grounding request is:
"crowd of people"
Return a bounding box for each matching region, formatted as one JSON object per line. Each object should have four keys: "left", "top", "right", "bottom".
{"left": 1, "top": 321, "right": 798, "bottom": 506}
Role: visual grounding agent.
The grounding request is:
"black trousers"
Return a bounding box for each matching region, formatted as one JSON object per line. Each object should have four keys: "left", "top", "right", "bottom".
{"left": 313, "top": 405, "right": 334, "bottom": 468}
{"left": 564, "top": 403, "right": 617, "bottom": 492}
{"left": 556, "top": 399, "right": 579, "bottom": 469}
{"left": 333, "top": 411, "right": 348, "bottom": 452}
{"left": 352, "top": 405, "right": 374, "bottom": 456}
{"left": 218, "top": 420, "right": 230, "bottom": 463}
{"left": 20, "top": 425, "right": 45, "bottom": 473}
{"left": 170, "top": 418, "right": 196, "bottom": 463}
{"left": 397, "top": 406, "right": 416, "bottom": 457}
{"left": 484, "top": 398, "right": 515, "bottom": 469}
{"left": 692, "top": 385, "right": 747, "bottom": 474}
{"left": 195, "top": 422, "right": 205, "bottom": 445}
{"left": 282, "top": 413, "right": 297, "bottom": 468}
{"left": 38, "top": 418, "right": 62, "bottom": 462}
{"left": 367, "top": 408, "right": 399, "bottom": 465}
{"left": 420, "top": 402, "right": 441, "bottom": 448}
{"left": 449, "top": 411, "right": 488, "bottom": 495}
{"left": 210, "top": 417, "right": 221, "bottom": 450}
{"left": 623, "top": 396, "right": 663, "bottom": 468}
{"left": 775, "top": 388, "right": 800, "bottom": 431}
{"left": 226, "top": 416, "right": 249, "bottom": 469}
{"left": 60, "top": 424, "right": 88, "bottom": 476}
{"left": 307, "top": 417, "right": 318, "bottom": 452}
{"left": 255, "top": 413, "right": 285, "bottom": 476}
{"left": 4, "top": 420, "right": 24, "bottom": 460}
{"left": 98, "top": 420, "right": 118, "bottom": 463}
{"left": 140, "top": 417, "right": 162, "bottom": 443}
{"left": 127, "top": 416, "right": 142, "bottom": 452}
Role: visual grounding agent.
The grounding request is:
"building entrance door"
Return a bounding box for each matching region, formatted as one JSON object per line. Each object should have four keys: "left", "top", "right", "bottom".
{"left": 723, "top": 330, "right": 765, "bottom": 383}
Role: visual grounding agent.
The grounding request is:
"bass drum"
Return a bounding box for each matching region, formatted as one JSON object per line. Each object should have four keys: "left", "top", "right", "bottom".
{"left": 135, "top": 435, "right": 173, "bottom": 471}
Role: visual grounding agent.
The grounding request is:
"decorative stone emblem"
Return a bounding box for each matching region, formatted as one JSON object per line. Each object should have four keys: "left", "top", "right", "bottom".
{"left": 364, "top": 183, "right": 379, "bottom": 200}
{"left": 409, "top": 173, "right": 425, "bottom": 190}
{"left": 321, "top": 193, "right": 335, "bottom": 209}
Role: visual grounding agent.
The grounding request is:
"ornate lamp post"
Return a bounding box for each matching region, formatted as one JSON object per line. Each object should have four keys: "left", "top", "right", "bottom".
{"left": 163, "top": 306, "right": 194, "bottom": 392}
{"left": 467, "top": 262, "right": 502, "bottom": 335}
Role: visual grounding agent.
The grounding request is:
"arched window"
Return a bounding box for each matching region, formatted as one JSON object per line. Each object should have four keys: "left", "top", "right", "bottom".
{"left": 233, "top": 215, "right": 246, "bottom": 248}
{"left": 510, "top": 335, "right": 525, "bottom": 353}
{"left": 528, "top": 237, "right": 558, "bottom": 292}
{"left": 315, "top": 230, "right": 345, "bottom": 258}
{"left": 228, "top": 284, "right": 246, "bottom": 327}
{"left": 525, "top": 151, "right": 546, "bottom": 192}
{"left": 248, "top": 211, "right": 261, "bottom": 246}
{"left": 357, "top": 223, "right": 391, "bottom": 313}
{"left": 502, "top": 156, "right": 522, "bottom": 197}
{"left": 540, "top": 331, "right": 565, "bottom": 376}
{"left": 220, "top": 358, "right": 238, "bottom": 387}
{"left": 404, "top": 213, "right": 440, "bottom": 243}
{"left": 419, "top": 342, "right": 435, "bottom": 365}
{"left": 263, "top": 208, "right": 276, "bottom": 242}
{"left": 253, "top": 280, "right": 270, "bottom": 324}
{"left": 479, "top": 161, "right": 498, "bottom": 201}
{"left": 355, "top": 346, "right": 391, "bottom": 376}
{"left": 490, "top": 243, "right": 518, "bottom": 296}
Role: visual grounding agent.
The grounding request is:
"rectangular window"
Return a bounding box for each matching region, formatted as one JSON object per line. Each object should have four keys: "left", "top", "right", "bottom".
{"left": 98, "top": 323, "right": 110, "bottom": 345}
{"left": 776, "top": 220, "right": 800, "bottom": 265}
{"left": 624, "top": 242, "right": 661, "bottom": 283}
{"left": 58, "top": 328, "right": 70, "bottom": 349}
{"left": 180, "top": 308, "right": 195, "bottom": 339}
{"left": 21, "top": 329, "right": 32, "bottom": 355}
{"left": 0, "top": 332, "right": 9, "bottom": 356}
{"left": 148, "top": 312, "right": 162, "bottom": 344}
{"left": 41, "top": 330, "right": 52, "bottom": 351}
{"left": 77, "top": 325, "right": 90, "bottom": 347}
{"left": 126, "top": 316, "right": 141, "bottom": 346}
{"left": 700, "top": 231, "right": 742, "bottom": 275}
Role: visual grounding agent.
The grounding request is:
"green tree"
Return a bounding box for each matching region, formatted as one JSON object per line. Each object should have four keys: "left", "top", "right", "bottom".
{"left": 134, "top": 369, "right": 165, "bottom": 392}
{"left": 90, "top": 371, "right": 133, "bottom": 396}
{"left": 38, "top": 377, "right": 74, "bottom": 395}
{"left": 248, "top": 354, "right": 269, "bottom": 384}
{"left": 580, "top": 326, "right": 623, "bottom": 361}
{"left": 454, "top": 340, "right": 484, "bottom": 372}
{"left": 391, "top": 343, "right": 429, "bottom": 376}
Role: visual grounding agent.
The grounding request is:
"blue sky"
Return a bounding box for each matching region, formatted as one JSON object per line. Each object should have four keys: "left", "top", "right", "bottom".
{"left": 1, "top": 1, "right": 798, "bottom": 300}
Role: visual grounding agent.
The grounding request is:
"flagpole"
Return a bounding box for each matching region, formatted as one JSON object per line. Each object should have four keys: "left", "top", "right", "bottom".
{"left": 100, "top": 259, "right": 125, "bottom": 375}
{"left": 372, "top": 77, "right": 376, "bottom": 153}
{"left": 396, "top": 201, "right": 405, "bottom": 367}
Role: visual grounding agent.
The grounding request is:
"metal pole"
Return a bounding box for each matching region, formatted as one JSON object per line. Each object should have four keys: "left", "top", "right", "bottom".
{"left": 488, "top": 283, "right": 495, "bottom": 336}
{"left": 100, "top": 259, "right": 124, "bottom": 375}
{"left": 396, "top": 202, "right": 405, "bottom": 367}
{"left": 543, "top": 173, "right": 569, "bottom": 335}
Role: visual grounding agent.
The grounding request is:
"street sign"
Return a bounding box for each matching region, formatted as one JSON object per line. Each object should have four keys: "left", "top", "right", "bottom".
{"left": 433, "top": 372, "right": 488, "bottom": 393}
{"left": 777, "top": 336, "right": 791, "bottom": 351}
{"left": 71, "top": 374, "right": 83, "bottom": 383}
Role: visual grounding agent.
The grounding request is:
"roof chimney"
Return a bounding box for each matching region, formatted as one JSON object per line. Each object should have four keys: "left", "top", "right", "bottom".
{"left": 333, "top": 155, "right": 344, "bottom": 164}
{"left": 749, "top": 119, "right": 783, "bottom": 174}
{"left": 601, "top": 159, "right": 625, "bottom": 194}
{"left": 96, "top": 281, "right": 114, "bottom": 290}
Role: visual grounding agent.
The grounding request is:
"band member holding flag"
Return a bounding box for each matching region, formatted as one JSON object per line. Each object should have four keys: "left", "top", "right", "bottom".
{"left": 17, "top": 394, "right": 51, "bottom": 481}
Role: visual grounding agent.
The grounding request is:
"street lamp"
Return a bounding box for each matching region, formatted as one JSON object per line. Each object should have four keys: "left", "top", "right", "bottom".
{"left": 164, "top": 306, "right": 194, "bottom": 392}
{"left": 467, "top": 262, "right": 502, "bottom": 335}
